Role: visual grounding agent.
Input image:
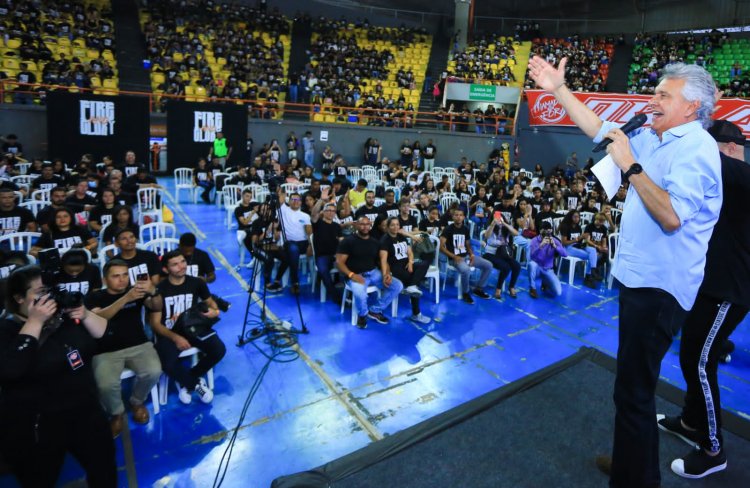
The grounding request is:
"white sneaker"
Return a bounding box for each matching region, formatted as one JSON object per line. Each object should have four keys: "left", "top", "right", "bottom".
{"left": 195, "top": 378, "right": 214, "bottom": 404}
{"left": 409, "top": 313, "right": 431, "bottom": 324}
{"left": 404, "top": 285, "right": 423, "bottom": 296}
{"left": 178, "top": 386, "right": 192, "bottom": 405}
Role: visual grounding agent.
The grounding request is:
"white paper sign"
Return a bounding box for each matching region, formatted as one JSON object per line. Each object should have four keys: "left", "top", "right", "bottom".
{"left": 320, "top": 130, "right": 328, "bottom": 142}
{"left": 591, "top": 155, "right": 622, "bottom": 201}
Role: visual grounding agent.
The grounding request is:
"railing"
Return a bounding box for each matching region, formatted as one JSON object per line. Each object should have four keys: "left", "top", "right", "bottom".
{"left": 0, "top": 80, "right": 515, "bottom": 134}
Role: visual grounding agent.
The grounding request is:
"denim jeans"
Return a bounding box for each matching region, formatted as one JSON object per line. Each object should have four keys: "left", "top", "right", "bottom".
{"left": 348, "top": 268, "right": 403, "bottom": 318}
{"left": 315, "top": 254, "right": 340, "bottom": 302}
{"left": 284, "top": 240, "right": 309, "bottom": 285}
{"left": 453, "top": 255, "right": 492, "bottom": 294}
{"left": 528, "top": 261, "right": 562, "bottom": 296}
{"left": 565, "top": 244, "right": 597, "bottom": 270}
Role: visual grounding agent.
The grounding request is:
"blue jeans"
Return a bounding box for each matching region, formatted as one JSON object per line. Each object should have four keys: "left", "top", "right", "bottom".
{"left": 289, "top": 84, "right": 298, "bottom": 103}
{"left": 348, "top": 269, "right": 403, "bottom": 318}
{"left": 528, "top": 261, "right": 562, "bottom": 296}
{"left": 305, "top": 150, "right": 315, "bottom": 170}
{"left": 284, "top": 240, "right": 309, "bottom": 285}
{"left": 453, "top": 255, "right": 492, "bottom": 294}
{"left": 315, "top": 255, "right": 340, "bottom": 302}
{"left": 197, "top": 180, "right": 213, "bottom": 201}
{"left": 565, "top": 244, "right": 597, "bottom": 270}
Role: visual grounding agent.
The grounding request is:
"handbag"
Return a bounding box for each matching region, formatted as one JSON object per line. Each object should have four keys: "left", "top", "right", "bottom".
{"left": 498, "top": 244, "right": 513, "bottom": 260}
{"left": 412, "top": 233, "right": 436, "bottom": 261}
{"left": 173, "top": 302, "right": 220, "bottom": 341}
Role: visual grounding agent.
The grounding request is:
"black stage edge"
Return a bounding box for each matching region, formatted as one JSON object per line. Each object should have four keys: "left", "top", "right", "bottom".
{"left": 271, "top": 347, "right": 750, "bottom": 488}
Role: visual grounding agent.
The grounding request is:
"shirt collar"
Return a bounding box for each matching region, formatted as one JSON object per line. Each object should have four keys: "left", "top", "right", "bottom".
{"left": 650, "top": 119, "right": 703, "bottom": 141}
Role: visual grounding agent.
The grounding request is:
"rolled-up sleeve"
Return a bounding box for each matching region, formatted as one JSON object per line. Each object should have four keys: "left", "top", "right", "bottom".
{"left": 662, "top": 143, "right": 721, "bottom": 227}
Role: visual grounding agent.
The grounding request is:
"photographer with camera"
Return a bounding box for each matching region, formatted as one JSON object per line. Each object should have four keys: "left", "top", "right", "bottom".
{"left": 149, "top": 250, "right": 225, "bottom": 405}
{"left": 86, "top": 260, "right": 162, "bottom": 438}
{"left": 0, "top": 265, "right": 116, "bottom": 487}
{"left": 528, "top": 221, "right": 567, "bottom": 298}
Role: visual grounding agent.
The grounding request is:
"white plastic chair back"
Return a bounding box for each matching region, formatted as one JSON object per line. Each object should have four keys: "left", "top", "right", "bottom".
{"left": 143, "top": 237, "right": 180, "bottom": 256}
{"left": 0, "top": 231, "right": 41, "bottom": 252}
{"left": 32, "top": 189, "right": 51, "bottom": 203}
{"left": 174, "top": 168, "right": 196, "bottom": 203}
{"left": 140, "top": 222, "right": 177, "bottom": 243}
{"left": 19, "top": 200, "right": 46, "bottom": 216}
{"left": 137, "top": 188, "right": 163, "bottom": 224}
{"left": 15, "top": 162, "right": 31, "bottom": 175}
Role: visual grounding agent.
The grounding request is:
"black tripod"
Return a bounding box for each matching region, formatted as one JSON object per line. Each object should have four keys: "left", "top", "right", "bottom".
{"left": 237, "top": 195, "right": 309, "bottom": 346}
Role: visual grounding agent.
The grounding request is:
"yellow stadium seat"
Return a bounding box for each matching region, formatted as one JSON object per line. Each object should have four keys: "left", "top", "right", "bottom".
{"left": 6, "top": 38, "right": 22, "bottom": 49}
{"left": 3, "top": 58, "right": 20, "bottom": 70}
{"left": 102, "top": 78, "right": 117, "bottom": 89}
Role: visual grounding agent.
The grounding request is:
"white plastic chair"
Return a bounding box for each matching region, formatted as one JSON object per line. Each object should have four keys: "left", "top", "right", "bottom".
{"left": 424, "top": 235, "right": 441, "bottom": 303}
{"left": 213, "top": 172, "right": 231, "bottom": 207}
{"left": 143, "top": 237, "right": 180, "bottom": 256}
{"left": 579, "top": 211, "right": 594, "bottom": 227}
{"left": 137, "top": 188, "right": 163, "bottom": 225}
{"left": 139, "top": 222, "right": 177, "bottom": 244}
{"left": 341, "top": 281, "right": 395, "bottom": 325}
{"left": 120, "top": 368, "right": 160, "bottom": 415}
{"left": 18, "top": 200, "right": 46, "bottom": 217}
{"left": 348, "top": 168, "right": 363, "bottom": 181}
{"left": 0, "top": 231, "right": 41, "bottom": 252}
{"left": 556, "top": 256, "right": 587, "bottom": 285}
{"left": 158, "top": 347, "right": 214, "bottom": 405}
{"left": 15, "top": 162, "right": 31, "bottom": 175}
{"left": 174, "top": 168, "right": 198, "bottom": 204}
{"left": 32, "top": 188, "right": 51, "bottom": 203}
{"left": 222, "top": 185, "right": 243, "bottom": 229}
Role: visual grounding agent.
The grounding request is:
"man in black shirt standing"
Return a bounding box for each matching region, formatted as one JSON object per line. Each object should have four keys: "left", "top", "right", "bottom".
{"left": 86, "top": 260, "right": 162, "bottom": 438}
{"left": 657, "top": 120, "right": 750, "bottom": 479}
{"left": 149, "top": 250, "right": 225, "bottom": 404}
{"left": 312, "top": 202, "right": 343, "bottom": 304}
{"left": 336, "top": 216, "right": 403, "bottom": 329}
{"left": 440, "top": 208, "right": 492, "bottom": 304}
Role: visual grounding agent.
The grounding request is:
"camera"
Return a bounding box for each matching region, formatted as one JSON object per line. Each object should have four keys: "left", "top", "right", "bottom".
{"left": 541, "top": 229, "right": 553, "bottom": 238}
{"left": 37, "top": 248, "right": 85, "bottom": 310}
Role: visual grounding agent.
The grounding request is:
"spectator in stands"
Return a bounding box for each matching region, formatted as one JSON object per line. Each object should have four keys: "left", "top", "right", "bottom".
{"left": 149, "top": 250, "right": 225, "bottom": 405}
{"left": 336, "top": 216, "right": 403, "bottom": 329}
{"left": 86, "top": 259, "right": 161, "bottom": 438}
{"left": 528, "top": 221, "right": 566, "bottom": 298}
{"left": 440, "top": 208, "right": 493, "bottom": 304}
{"left": 0, "top": 187, "right": 37, "bottom": 235}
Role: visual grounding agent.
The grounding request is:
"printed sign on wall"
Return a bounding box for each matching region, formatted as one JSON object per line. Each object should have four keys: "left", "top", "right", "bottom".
{"left": 47, "top": 93, "right": 150, "bottom": 165}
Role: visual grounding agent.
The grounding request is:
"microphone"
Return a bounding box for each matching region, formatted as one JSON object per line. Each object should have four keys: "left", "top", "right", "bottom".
{"left": 592, "top": 113, "right": 648, "bottom": 153}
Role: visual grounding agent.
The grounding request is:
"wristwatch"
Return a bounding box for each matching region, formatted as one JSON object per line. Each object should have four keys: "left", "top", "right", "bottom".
{"left": 624, "top": 163, "right": 643, "bottom": 181}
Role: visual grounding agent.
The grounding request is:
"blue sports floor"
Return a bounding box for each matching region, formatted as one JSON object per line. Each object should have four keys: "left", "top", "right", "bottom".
{"left": 2, "top": 179, "right": 749, "bottom": 488}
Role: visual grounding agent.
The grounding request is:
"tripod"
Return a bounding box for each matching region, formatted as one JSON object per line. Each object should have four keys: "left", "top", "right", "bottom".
{"left": 237, "top": 195, "right": 309, "bottom": 346}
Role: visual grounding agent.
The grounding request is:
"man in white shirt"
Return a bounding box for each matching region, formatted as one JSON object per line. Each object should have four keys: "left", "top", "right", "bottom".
{"left": 277, "top": 191, "right": 312, "bottom": 294}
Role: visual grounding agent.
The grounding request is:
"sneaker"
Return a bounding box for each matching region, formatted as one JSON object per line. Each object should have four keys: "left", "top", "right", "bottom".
{"left": 368, "top": 311, "right": 389, "bottom": 324}
{"left": 355, "top": 315, "right": 368, "bottom": 329}
{"left": 473, "top": 288, "right": 490, "bottom": 299}
{"left": 266, "top": 282, "right": 282, "bottom": 293}
{"left": 178, "top": 386, "right": 192, "bottom": 405}
{"left": 657, "top": 414, "right": 701, "bottom": 446}
{"left": 195, "top": 378, "right": 214, "bottom": 404}
{"left": 529, "top": 288, "right": 539, "bottom": 299}
{"left": 671, "top": 447, "right": 727, "bottom": 479}
{"left": 462, "top": 293, "right": 475, "bottom": 305}
{"left": 583, "top": 275, "right": 598, "bottom": 289}
{"left": 404, "top": 285, "right": 423, "bottom": 296}
{"left": 409, "top": 313, "right": 431, "bottom": 324}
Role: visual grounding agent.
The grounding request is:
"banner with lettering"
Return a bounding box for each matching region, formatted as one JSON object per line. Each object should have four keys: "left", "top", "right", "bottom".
{"left": 46, "top": 92, "right": 150, "bottom": 166}
{"left": 526, "top": 89, "right": 750, "bottom": 136}
{"left": 166, "top": 101, "right": 248, "bottom": 172}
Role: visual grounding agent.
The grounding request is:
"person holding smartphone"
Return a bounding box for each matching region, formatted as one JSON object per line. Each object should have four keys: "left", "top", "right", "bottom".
{"left": 483, "top": 211, "right": 521, "bottom": 299}
{"left": 0, "top": 265, "right": 115, "bottom": 486}
{"left": 527, "top": 221, "right": 567, "bottom": 298}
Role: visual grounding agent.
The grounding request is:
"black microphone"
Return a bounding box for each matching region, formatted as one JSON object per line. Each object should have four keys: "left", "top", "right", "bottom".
{"left": 592, "top": 113, "right": 648, "bottom": 153}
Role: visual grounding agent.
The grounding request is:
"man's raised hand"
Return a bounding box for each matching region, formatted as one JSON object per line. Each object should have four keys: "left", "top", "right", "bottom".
{"left": 528, "top": 56, "right": 568, "bottom": 92}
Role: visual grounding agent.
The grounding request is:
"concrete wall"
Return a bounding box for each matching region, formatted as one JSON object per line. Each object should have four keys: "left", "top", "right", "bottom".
{"left": 0, "top": 104, "right": 47, "bottom": 160}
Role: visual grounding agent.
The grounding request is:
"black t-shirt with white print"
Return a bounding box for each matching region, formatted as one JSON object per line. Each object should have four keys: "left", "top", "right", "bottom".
{"left": 184, "top": 248, "right": 215, "bottom": 279}
{"left": 418, "top": 218, "right": 441, "bottom": 238}
{"left": 85, "top": 289, "right": 148, "bottom": 354}
{"left": 0, "top": 207, "right": 35, "bottom": 235}
{"left": 157, "top": 275, "right": 211, "bottom": 328}
{"left": 441, "top": 224, "right": 470, "bottom": 257}
{"left": 584, "top": 222, "right": 608, "bottom": 246}
{"left": 118, "top": 249, "right": 161, "bottom": 285}
{"left": 397, "top": 215, "right": 418, "bottom": 234}
{"left": 36, "top": 226, "right": 92, "bottom": 252}
{"left": 380, "top": 234, "right": 410, "bottom": 269}
{"left": 55, "top": 264, "right": 102, "bottom": 296}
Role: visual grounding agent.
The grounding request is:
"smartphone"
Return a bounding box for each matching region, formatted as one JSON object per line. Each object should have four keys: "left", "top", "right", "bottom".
{"left": 137, "top": 273, "right": 149, "bottom": 282}
{"left": 493, "top": 211, "right": 503, "bottom": 223}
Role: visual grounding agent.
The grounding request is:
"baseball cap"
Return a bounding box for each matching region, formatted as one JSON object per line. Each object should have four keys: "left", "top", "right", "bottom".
{"left": 708, "top": 120, "right": 747, "bottom": 145}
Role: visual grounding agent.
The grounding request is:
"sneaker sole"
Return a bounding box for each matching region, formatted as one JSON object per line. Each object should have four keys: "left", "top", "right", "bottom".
{"left": 671, "top": 459, "right": 727, "bottom": 479}
{"left": 656, "top": 414, "right": 699, "bottom": 447}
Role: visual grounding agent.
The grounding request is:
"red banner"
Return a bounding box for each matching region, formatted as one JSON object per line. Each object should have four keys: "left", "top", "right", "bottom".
{"left": 526, "top": 89, "right": 750, "bottom": 136}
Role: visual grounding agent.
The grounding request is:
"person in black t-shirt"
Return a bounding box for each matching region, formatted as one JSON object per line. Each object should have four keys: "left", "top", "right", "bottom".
{"left": 440, "top": 208, "right": 493, "bottom": 304}
{"left": 583, "top": 213, "right": 609, "bottom": 279}
{"left": 194, "top": 158, "right": 214, "bottom": 203}
{"left": 149, "top": 251, "right": 225, "bottom": 405}
{"left": 30, "top": 164, "right": 64, "bottom": 193}
{"left": 88, "top": 188, "right": 118, "bottom": 235}
{"left": 0, "top": 187, "right": 37, "bottom": 235}
{"left": 178, "top": 233, "right": 216, "bottom": 283}
{"left": 534, "top": 199, "right": 557, "bottom": 233}
{"left": 54, "top": 249, "right": 102, "bottom": 296}
{"left": 379, "top": 217, "right": 431, "bottom": 324}
{"left": 31, "top": 208, "right": 97, "bottom": 258}
{"left": 336, "top": 216, "right": 403, "bottom": 329}
{"left": 0, "top": 265, "right": 115, "bottom": 487}
{"left": 311, "top": 201, "right": 343, "bottom": 303}
{"left": 235, "top": 190, "right": 259, "bottom": 252}
{"left": 248, "top": 204, "right": 288, "bottom": 292}
{"left": 65, "top": 178, "right": 97, "bottom": 216}
{"left": 85, "top": 259, "right": 161, "bottom": 438}
{"left": 35, "top": 187, "right": 69, "bottom": 233}
{"left": 113, "top": 228, "right": 161, "bottom": 287}
{"left": 379, "top": 189, "right": 400, "bottom": 218}
{"left": 558, "top": 210, "right": 599, "bottom": 288}
{"left": 102, "top": 206, "right": 140, "bottom": 247}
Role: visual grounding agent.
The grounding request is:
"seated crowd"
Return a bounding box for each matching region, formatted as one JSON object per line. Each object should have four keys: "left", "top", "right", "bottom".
{"left": 524, "top": 34, "right": 614, "bottom": 92}
{"left": 448, "top": 33, "right": 520, "bottom": 85}
{"left": 141, "top": 0, "right": 290, "bottom": 113}
{"left": 0, "top": 148, "right": 229, "bottom": 452}
{"left": 0, "top": 0, "right": 118, "bottom": 103}
{"left": 203, "top": 132, "right": 623, "bottom": 328}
